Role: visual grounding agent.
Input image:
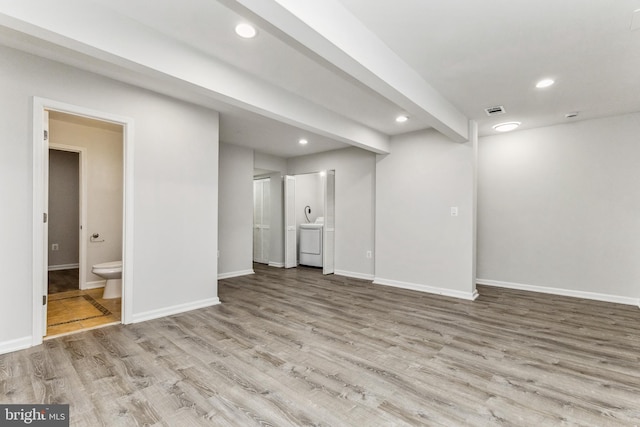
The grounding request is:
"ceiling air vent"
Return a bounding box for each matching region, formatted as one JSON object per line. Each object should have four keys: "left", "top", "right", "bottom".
{"left": 484, "top": 105, "right": 506, "bottom": 116}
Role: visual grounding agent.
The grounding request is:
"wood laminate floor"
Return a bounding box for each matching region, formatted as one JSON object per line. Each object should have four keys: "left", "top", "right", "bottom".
{"left": 2, "top": 264, "right": 639, "bottom": 426}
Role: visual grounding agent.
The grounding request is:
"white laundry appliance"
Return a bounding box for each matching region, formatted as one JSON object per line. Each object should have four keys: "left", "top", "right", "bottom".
{"left": 299, "top": 218, "right": 324, "bottom": 267}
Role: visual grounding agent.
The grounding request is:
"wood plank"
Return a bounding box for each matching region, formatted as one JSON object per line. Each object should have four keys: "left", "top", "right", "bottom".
{"left": 1, "top": 263, "right": 639, "bottom": 426}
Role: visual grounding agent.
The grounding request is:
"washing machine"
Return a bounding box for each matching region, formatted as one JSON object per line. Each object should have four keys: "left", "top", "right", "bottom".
{"left": 299, "top": 222, "right": 323, "bottom": 267}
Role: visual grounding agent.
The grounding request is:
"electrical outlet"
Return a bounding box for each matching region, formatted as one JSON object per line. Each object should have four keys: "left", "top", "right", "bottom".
{"left": 51, "top": 243, "right": 59, "bottom": 251}
{"left": 450, "top": 207, "right": 458, "bottom": 217}
{"left": 366, "top": 250, "right": 372, "bottom": 259}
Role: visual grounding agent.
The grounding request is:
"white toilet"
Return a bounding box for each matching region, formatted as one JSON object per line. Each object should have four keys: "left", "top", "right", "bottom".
{"left": 92, "top": 261, "right": 122, "bottom": 299}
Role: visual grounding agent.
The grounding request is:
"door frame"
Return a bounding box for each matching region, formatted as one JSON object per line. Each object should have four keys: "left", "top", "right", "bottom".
{"left": 32, "top": 97, "right": 135, "bottom": 345}
{"left": 48, "top": 144, "right": 87, "bottom": 290}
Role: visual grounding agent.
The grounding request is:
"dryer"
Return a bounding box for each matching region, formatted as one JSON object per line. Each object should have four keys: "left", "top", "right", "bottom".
{"left": 299, "top": 223, "right": 323, "bottom": 267}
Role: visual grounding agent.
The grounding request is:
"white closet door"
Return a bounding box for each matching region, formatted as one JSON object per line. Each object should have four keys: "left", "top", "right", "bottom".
{"left": 284, "top": 175, "right": 297, "bottom": 268}
{"left": 253, "top": 178, "right": 270, "bottom": 264}
{"left": 261, "top": 180, "right": 270, "bottom": 263}
{"left": 323, "top": 170, "right": 335, "bottom": 275}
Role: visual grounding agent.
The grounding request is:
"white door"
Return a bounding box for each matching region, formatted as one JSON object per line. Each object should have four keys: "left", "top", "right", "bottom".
{"left": 323, "top": 170, "right": 335, "bottom": 275}
{"left": 284, "top": 175, "right": 297, "bottom": 268}
{"left": 42, "top": 110, "right": 49, "bottom": 335}
{"left": 253, "top": 178, "right": 270, "bottom": 264}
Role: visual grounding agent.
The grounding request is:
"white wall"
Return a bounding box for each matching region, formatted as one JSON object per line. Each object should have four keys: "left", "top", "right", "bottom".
{"left": 287, "top": 147, "right": 376, "bottom": 279}
{"left": 218, "top": 143, "right": 254, "bottom": 278}
{"left": 0, "top": 45, "right": 219, "bottom": 353}
{"left": 294, "top": 172, "right": 324, "bottom": 225}
{"left": 375, "top": 128, "right": 477, "bottom": 299}
{"left": 49, "top": 116, "right": 123, "bottom": 286}
{"left": 478, "top": 113, "right": 640, "bottom": 303}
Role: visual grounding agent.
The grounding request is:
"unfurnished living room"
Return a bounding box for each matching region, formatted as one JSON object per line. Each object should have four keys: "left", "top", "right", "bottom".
{"left": 1, "top": 1, "right": 639, "bottom": 426}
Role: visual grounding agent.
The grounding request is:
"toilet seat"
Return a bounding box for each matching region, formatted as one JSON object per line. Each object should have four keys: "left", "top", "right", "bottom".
{"left": 92, "top": 261, "right": 122, "bottom": 274}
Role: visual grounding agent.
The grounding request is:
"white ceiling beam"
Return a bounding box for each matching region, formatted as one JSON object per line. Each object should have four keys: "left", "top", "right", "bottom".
{"left": 0, "top": 0, "right": 390, "bottom": 154}
{"left": 230, "top": 0, "right": 469, "bottom": 142}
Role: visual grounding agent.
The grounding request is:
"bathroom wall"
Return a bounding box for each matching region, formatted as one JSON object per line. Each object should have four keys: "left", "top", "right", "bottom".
{"left": 287, "top": 147, "right": 376, "bottom": 279}
{"left": 48, "top": 149, "right": 80, "bottom": 268}
{"left": 0, "top": 45, "right": 219, "bottom": 353}
{"left": 49, "top": 113, "right": 123, "bottom": 287}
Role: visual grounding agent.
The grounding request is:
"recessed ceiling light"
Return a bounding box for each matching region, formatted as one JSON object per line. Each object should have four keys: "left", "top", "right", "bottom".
{"left": 493, "top": 122, "right": 521, "bottom": 132}
{"left": 298, "top": 138, "right": 308, "bottom": 145}
{"left": 536, "top": 78, "right": 555, "bottom": 88}
{"left": 235, "top": 23, "right": 257, "bottom": 38}
{"left": 395, "top": 115, "right": 409, "bottom": 123}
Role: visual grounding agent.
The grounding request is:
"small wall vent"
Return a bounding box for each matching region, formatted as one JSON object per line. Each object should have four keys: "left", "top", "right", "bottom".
{"left": 484, "top": 105, "right": 506, "bottom": 116}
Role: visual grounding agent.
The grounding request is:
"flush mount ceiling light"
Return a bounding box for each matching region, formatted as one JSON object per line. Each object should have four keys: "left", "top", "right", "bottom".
{"left": 395, "top": 115, "right": 409, "bottom": 123}
{"left": 493, "top": 122, "right": 521, "bottom": 132}
{"left": 535, "top": 78, "right": 555, "bottom": 88}
{"left": 235, "top": 23, "right": 257, "bottom": 38}
{"left": 298, "top": 138, "right": 308, "bottom": 145}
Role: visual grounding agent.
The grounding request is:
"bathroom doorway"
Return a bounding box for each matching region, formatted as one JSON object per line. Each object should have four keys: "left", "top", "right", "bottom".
{"left": 45, "top": 111, "right": 124, "bottom": 337}
{"left": 32, "top": 97, "right": 134, "bottom": 344}
{"left": 47, "top": 146, "right": 83, "bottom": 294}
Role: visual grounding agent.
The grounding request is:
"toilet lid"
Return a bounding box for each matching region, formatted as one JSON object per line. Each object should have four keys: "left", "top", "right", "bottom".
{"left": 94, "top": 261, "right": 122, "bottom": 269}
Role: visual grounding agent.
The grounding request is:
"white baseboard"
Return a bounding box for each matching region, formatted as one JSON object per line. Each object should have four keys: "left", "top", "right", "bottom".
{"left": 374, "top": 277, "right": 479, "bottom": 301}
{"left": 476, "top": 278, "right": 640, "bottom": 307}
{"left": 268, "top": 262, "right": 284, "bottom": 268}
{"left": 131, "top": 297, "right": 221, "bottom": 324}
{"left": 48, "top": 263, "right": 79, "bottom": 271}
{"left": 335, "top": 270, "right": 374, "bottom": 281}
{"left": 0, "top": 336, "right": 32, "bottom": 355}
{"left": 82, "top": 280, "right": 105, "bottom": 290}
{"left": 218, "top": 270, "right": 254, "bottom": 280}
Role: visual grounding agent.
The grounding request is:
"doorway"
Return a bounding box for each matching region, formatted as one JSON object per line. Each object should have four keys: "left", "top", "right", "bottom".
{"left": 45, "top": 113, "right": 124, "bottom": 336}
{"left": 47, "top": 148, "right": 81, "bottom": 294}
{"left": 284, "top": 170, "right": 335, "bottom": 274}
{"left": 32, "top": 97, "right": 134, "bottom": 345}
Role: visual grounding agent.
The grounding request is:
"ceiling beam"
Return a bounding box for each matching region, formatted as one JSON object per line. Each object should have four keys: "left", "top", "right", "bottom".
{"left": 0, "top": 0, "right": 390, "bottom": 154}
{"left": 229, "top": 0, "right": 470, "bottom": 142}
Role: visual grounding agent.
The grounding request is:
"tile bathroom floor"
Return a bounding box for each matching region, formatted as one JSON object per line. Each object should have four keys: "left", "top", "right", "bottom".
{"left": 47, "top": 288, "right": 121, "bottom": 337}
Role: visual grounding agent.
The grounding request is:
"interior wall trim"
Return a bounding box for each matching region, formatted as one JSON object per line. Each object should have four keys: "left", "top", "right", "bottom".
{"left": 374, "top": 277, "right": 479, "bottom": 301}
{"left": 268, "top": 262, "right": 284, "bottom": 268}
{"left": 476, "top": 278, "right": 640, "bottom": 307}
{"left": 218, "top": 270, "right": 255, "bottom": 280}
{"left": 0, "top": 336, "right": 32, "bottom": 356}
{"left": 335, "top": 270, "right": 374, "bottom": 281}
{"left": 131, "top": 297, "right": 221, "bottom": 324}
{"left": 83, "top": 280, "right": 105, "bottom": 290}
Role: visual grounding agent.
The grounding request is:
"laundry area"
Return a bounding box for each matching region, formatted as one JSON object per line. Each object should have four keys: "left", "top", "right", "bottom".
{"left": 253, "top": 170, "right": 334, "bottom": 273}
{"left": 295, "top": 172, "right": 325, "bottom": 268}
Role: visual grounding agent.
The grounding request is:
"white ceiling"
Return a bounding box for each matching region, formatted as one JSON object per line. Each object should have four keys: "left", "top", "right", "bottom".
{"left": 1, "top": 0, "right": 639, "bottom": 157}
